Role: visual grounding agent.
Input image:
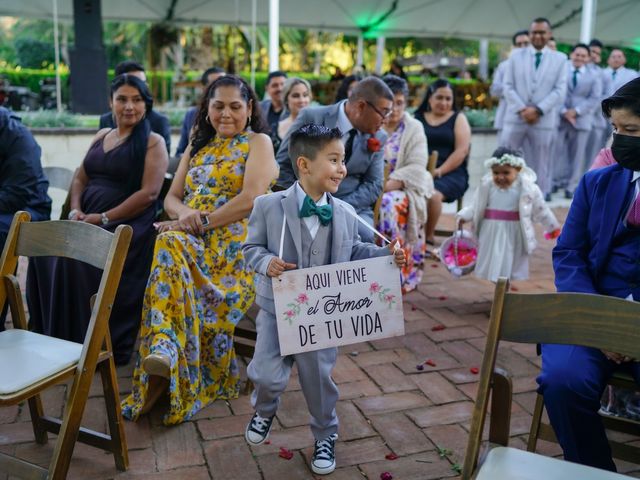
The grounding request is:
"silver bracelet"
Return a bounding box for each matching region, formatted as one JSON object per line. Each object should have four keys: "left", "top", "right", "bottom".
{"left": 68, "top": 209, "right": 79, "bottom": 220}
{"left": 101, "top": 212, "right": 110, "bottom": 225}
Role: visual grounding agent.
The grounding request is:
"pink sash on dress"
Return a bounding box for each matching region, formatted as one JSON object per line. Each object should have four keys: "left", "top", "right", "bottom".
{"left": 484, "top": 209, "right": 520, "bottom": 221}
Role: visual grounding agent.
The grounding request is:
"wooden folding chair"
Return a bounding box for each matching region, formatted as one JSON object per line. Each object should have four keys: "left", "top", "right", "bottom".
{"left": 528, "top": 364, "right": 640, "bottom": 463}
{"left": 0, "top": 211, "right": 132, "bottom": 479}
{"left": 461, "top": 278, "right": 640, "bottom": 479}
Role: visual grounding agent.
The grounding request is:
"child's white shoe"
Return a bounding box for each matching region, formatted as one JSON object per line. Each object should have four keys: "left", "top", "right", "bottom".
{"left": 311, "top": 433, "right": 338, "bottom": 475}
{"left": 245, "top": 412, "right": 274, "bottom": 445}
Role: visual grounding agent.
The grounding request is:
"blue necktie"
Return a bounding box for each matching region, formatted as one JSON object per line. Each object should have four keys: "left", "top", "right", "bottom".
{"left": 535, "top": 52, "right": 542, "bottom": 69}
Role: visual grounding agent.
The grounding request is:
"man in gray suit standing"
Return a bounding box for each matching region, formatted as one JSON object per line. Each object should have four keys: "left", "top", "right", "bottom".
{"left": 553, "top": 44, "right": 602, "bottom": 198}
{"left": 584, "top": 39, "right": 612, "bottom": 166}
{"left": 501, "top": 17, "right": 567, "bottom": 199}
{"left": 604, "top": 49, "right": 639, "bottom": 96}
{"left": 275, "top": 77, "right": 393, "bottom": 242}
{"left": 491, "top": 30, "right": 530, "bottom": 143}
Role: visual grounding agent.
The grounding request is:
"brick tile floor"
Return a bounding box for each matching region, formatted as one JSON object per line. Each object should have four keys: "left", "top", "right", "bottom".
{"left": 4, "top": 207, "right": 640, "bottom": 479}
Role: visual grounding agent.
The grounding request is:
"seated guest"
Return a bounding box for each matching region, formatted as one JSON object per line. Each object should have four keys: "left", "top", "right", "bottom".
{"left": 99, "top": 60, "right": 172, "bottom": 154}
{"left": 261, "top": 70, "right": 288, "bottom": 148}
{"left": 334, "top": 74, "right": 362, "bottom": 103}
{"left": 539, "top": 77, "right": 640, "bottom": 472}
{"left": 175, "top": 66, "right": 226, "bottom": 157}
{"left": 121, "top": 75, "right": 278, "bottom": 425}
{"left": 0, "top": 108, "right": 51, "bottom": 331}
{"left": 377, "top": 74, "right": 433, "bottom": 292}
{"left": 272, "top": 77, "right": 312, "bottom": 153}
{"left": 27, "top": 74, "right": 168, "bottom": 364}
{"left": 415, "top": 79, "right": 471, "bottom": 246}
{"left": 275, "top": 76, "right": 393, "bottom": 242}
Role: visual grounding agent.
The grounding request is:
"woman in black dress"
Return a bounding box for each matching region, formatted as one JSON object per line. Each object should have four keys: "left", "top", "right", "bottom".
{"left": 27, "top": 74, "right": 168, "bottom": 365}
{"left": 415, "top": 79, "right": 471, "bottom": 245}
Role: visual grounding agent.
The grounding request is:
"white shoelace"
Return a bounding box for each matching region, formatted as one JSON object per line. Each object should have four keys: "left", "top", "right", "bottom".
{"left": 314, "top": 433, "right": 338, "bottom": 460}
{"left": 250, "top": 414, "right": 271, "bottom": 433}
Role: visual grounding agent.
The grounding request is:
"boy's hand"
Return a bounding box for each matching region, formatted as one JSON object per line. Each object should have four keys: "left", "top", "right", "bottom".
{"left": 388, "top": 239, "right": 406, "bottom": 267}
{"left": 267, "top": 257, "right": 297, "bottom": 277}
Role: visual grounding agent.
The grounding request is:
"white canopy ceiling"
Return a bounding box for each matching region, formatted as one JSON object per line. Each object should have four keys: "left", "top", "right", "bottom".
{"left": 2, "top": 0, "right": 639, "bottom": 47}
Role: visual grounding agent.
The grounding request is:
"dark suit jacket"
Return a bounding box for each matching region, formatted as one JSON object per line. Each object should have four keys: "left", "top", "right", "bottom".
{"left": 274, "top": 102, "right": 387, "bottom": 216}
{"left": 553, "top": 164, "right": 634, "bottom": 294}
{"left": 176, "top": 107, "right": 197, "bottom": 156}
{"left": 99, "top": 109, "right": 171, "bottom": 153}
{"left": 0, "top": 108, "right": 51, "bottom": 218}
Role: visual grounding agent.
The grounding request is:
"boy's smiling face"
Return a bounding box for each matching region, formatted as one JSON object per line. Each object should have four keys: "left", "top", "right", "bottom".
{"left": 297, "top": 139, "right": 347, "bottom": 200}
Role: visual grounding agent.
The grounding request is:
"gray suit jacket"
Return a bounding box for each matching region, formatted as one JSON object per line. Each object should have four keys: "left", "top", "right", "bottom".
{"left": 503, "top": 47, "right": 568, "bottom": 130}
{"left": 274, "top": 102, "right": 388, "bottom": 216}
{"left": 588, "top": 65, "right": 611, "bottom": 130}
{"left": 604, "top": 66, "right": 639, "bottom": 96}
{"left": 242, "top": 184, "right": 389, "bottom": 314}
{"left": 490, "top": 59, "right": 508, "bottom": 130}
{"left": 560, "top": 62, "right": 602, "bottom": 131}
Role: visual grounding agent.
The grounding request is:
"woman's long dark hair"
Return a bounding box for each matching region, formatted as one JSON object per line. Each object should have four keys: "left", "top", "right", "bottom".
{"left": 109, "top": 74, "right": 153, "bottom": 195}
{"left": 414, "top": 78, "right": 455, "bottom": 117}
{"left": 190, "top": 75, "right": 268, "bottom": 157}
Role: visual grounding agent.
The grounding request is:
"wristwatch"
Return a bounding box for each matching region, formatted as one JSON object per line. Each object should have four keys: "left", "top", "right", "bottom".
{"left": 68, "top": 209, "right": 79, "bottom": 220}
{"left": 101, "top": 212, "right": 110, "bottom": 225}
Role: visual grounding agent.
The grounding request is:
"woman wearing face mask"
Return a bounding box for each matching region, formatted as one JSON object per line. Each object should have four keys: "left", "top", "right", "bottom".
{"left": 537, "top": 77, "right": 640, "bottom": 473}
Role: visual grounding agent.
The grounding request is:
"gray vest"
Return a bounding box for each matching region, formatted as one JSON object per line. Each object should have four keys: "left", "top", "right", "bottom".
{"left": 300, "top": 221, "right": 332, "bottom": 268}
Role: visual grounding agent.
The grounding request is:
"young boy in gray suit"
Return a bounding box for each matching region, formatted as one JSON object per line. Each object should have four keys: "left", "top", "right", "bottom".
{"left": 242, "top": 124, "right": 405, "bottom": 475}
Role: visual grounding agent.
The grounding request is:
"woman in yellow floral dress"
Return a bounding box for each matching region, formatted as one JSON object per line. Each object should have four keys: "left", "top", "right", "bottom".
{"left": 122, "top": 75, "right": 278, "bottom": 425}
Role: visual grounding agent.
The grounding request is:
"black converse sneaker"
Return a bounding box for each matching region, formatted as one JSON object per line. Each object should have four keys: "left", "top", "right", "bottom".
{"left": 245, "top": 412, "right": 275, "bottom": 445}
{"left": 311, "top": 433, "right": 338, "bottom": 475}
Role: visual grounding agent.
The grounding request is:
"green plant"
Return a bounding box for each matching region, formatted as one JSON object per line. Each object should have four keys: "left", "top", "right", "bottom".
{"left": 464, "top": 108, "right": 495, "bottom": 128}
{"left": 17, "top": 111, "right": 98, "bottom": 128}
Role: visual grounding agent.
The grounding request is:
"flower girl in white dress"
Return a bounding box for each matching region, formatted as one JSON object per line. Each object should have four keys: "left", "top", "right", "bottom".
{"left": 456, "top": 147, "right": 561, "bottom": 282}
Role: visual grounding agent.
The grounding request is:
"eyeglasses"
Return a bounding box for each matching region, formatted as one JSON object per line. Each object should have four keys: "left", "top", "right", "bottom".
{"left": 365, "top": 100, "right": 392, "bottom": 119}
{"left": 515, "top": 41, "right": 530, "bottom": 47}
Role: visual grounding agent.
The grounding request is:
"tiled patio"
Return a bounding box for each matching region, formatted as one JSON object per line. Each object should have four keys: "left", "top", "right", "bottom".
{"left": 2, "top": 207, "right": 640, "bottom": 480}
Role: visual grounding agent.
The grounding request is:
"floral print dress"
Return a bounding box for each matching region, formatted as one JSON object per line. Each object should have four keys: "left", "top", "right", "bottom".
{"left": 376, "top": 122, "right": 427, "bottom": 293}
{"left": 122, "top": 132, "right": 256, "bottom": 425}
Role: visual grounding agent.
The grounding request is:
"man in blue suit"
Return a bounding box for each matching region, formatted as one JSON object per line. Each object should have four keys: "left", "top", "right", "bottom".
{"left": 539, "top": 77, "right": 640, "bottom": 472}
{"left": 275, "top": 76, "right": 392, "bottom": 242}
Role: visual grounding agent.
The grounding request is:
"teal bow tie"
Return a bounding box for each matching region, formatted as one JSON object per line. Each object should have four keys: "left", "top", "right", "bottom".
{"left": 299, "top": 195, "right": 332, "bottom": 226}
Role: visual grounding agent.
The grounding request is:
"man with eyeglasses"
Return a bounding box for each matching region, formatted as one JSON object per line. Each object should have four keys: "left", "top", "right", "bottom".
{"left": 275, "top": 76, "right": 393, "bottom": 242}
{"left": 502, "top": 17, "right": 568, "bottom": 201}
{"left": 491, "top": 29, "right": 530, "bottom": 143}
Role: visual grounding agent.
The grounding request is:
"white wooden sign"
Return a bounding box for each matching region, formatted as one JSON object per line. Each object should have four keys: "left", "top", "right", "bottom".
{"left": 272, "top": 256, "right": 405, "bottom": 355}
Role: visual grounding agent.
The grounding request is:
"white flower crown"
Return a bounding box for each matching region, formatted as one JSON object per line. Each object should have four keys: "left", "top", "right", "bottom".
{"left": 484, "top": 153, "right": 527, "bottom": 169}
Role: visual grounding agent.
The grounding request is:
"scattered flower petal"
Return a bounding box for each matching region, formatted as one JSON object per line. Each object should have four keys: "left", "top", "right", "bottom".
{"left": 510, "top": 286, "right": 519, "bottom": 292}
{"left": 278, "top": 447, "right": 294, "bottom": 460}
{"left": 411, "top": 304, "right": 417, "bottom": 311}
{"left": 380, "top": 472, "right": 393, "bottom": 480}
{"left": 264, "top": 440, "right": 271, "bottom": 445}
{"left": 431, "top": 324, "right": 446, "bottom": 331}
{"left": 416, "top": 364, "right": 424, "bottom": 371}
{"left": 438, "top": 296, "right": 447, "bottom": 301}
{"left": 425, "top": 359, "right": 437, "bottom": 367}
{"left": 470, "top": 367, "right": 479, "bottom": 375}
{"left": 385, "top": 453, "right": 399, "bottom": 460}
{"left": 430, "top": 263, "right": 439, "bottom": 268}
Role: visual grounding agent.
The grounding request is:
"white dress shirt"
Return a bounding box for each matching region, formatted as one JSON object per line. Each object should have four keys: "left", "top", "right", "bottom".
{"left": 295, "top": 182, "right": 328, "bottom": 239}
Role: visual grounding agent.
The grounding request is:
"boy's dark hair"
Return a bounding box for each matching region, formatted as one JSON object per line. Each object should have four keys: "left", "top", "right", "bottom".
{"left": 201, "top": 66, "right": 225, "bottom": 85}
{"left": 602, "top": 77, "right": 640, "bottom": 119}
{"left": 266, "top": 70, "right": 288, "bottom": 85}
{"left": 288, "top": 124, "right": 343, "bottom": 178}
{"left": 115, "top": 60, "right": 145, "bottom": 76}
{"left": 512, "top": 30, "right": 529, "bottom": 46}
{"left": 571, "top": 43, "right": 590, "bottom": 54}
{"left": 492, "top": 146, "right": 524, "bottom": 159}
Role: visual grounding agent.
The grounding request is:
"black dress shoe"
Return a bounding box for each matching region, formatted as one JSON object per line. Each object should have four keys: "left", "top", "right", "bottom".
{"left": 544, "top": 193, "right": 552, "bottom": 202}
{"left": 564, "top": 190, "right": 574, "bottom": 199}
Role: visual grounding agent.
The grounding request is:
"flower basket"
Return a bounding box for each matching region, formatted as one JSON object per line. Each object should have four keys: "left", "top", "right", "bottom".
{"left": 440, "top": 223, "right": 478, "bottom": 277}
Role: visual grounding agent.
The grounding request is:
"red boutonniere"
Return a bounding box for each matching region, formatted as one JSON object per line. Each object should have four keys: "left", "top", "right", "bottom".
{"left": 367, "top": 137, "right": 381, "bottom": 153}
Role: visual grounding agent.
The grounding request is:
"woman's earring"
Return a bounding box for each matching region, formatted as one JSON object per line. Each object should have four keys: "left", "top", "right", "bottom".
{"left": 205, "top": 114, "right": 211, "bottom": 125}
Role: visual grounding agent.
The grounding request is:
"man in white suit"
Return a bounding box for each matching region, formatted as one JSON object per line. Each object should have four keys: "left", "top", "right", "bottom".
{"left": 604, "top": 49, "right": 639, "bottom": 96}
{"left": 501, "top": 17, "right": 567, "bottom": 199}
{"left": 553, "top": 44, "right": 602, "bottom": 198}
{"left": 491, "top": 30, "right": 530, "bottom": 143}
